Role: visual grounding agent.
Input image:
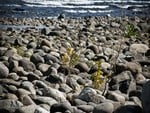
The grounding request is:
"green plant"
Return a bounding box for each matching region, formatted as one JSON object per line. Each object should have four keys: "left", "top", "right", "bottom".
{"left": 91, "top": 60, "right": 105, "bottom": 89}
{"left": 61, "top": 47, "right": 79, "bottom": 67}
{"left": 124, "top": 23, "right": 139, "bottom": 38}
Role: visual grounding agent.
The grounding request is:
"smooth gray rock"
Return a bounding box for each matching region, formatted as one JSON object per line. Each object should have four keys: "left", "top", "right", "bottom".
{"left": 16, "top": 104, "right": 37, "bottom": 113}
{"left": 34, "top": 107, "right": 49, "bottom": 113}
{"left": 59, "top": 83, "right": 72, "bottom": 93}
{"left": 38, "top": 63, "right": 50, "bottom": 73}
{"left": 21, "top": 81, "right": 36, "bottom": 95}
{"left": 77, "top": 87, "right": 105, "bottom": 104}
{"left": 75, "top": 63, "right": 89, "bottom": 72}
{"left": 27, "top": 72, "right": 40, "bottom": 81}
{"left": 0, "top": 62, "right": 9, "bottom": 78}
{"left": 77, "top": 105, "right": 94, "bottom": 113}
{"left": 50, "top": 102, "right": 73, "bottom": 113}
{"left": 0, "top": 99, "right": 23, "bottom": 113}
{"left": 19, "top": 59, "right": 36, "bottom": 72}
{"left": 22, "top": 95, "right": 35, "bottom": 105}
{"left": 30, "top": 53, "right": 45, "bottom": 65}
{"left": 44, "top": 54, "right": 59, "bottom": 63}
{"left": 87, "top": 45, "right": 99, "bottom": 54}
{"left": 130, "top": 43, "right": 149, "bottom": 54}
{"left": 32, "top": 96, "right": 57, "bottom": 106}
{"left": 107, "top": 91, "right": 125, "bottom": 104}
{"left": 93, "top": 102, "right": 114, "bottom": 113}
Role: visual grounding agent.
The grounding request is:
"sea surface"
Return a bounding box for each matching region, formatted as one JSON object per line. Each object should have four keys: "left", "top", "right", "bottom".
{"left": 0, "top": 0, "right": 150, "bottom": 18}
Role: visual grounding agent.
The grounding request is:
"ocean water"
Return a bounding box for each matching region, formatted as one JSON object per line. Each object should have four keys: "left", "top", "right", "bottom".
{"left": 0, "top": 0, "right": 150, "bottom": 18}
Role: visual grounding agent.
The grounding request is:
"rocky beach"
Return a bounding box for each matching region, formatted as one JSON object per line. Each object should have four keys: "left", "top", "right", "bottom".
{"left": 0, "top": 16, "right": 150, "bottom": 113}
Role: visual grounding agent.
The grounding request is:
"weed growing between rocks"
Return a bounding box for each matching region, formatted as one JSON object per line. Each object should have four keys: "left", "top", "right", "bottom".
{"left": 61, "top": 47, "right": 79, "bottom": 67}
{"left": 124, "top": 23, "right": 139, "bottom": 38}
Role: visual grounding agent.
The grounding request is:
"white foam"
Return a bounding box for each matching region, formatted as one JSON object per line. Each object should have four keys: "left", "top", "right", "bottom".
{"left": 64, "top": 9, "right": 113, "bottom": 13}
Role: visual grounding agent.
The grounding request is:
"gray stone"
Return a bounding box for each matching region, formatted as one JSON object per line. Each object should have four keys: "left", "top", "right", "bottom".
{"left": 22, "top": 95, "right": 35, "bottom": 105}
{"left": 75, "top": 63, "right": 89, "bottom": 72}
{"left": 45, "top": 67, "right": 63, "bottom": 84}
{"left": 50, "top": 102, "right": 73, "bottom": 113}
{"left": 19, "top": 59, "right": 36, "bottom": 72}
{"left": 0, "top": 62, "right": 9, "bottom": 78}
{"left": 27, "top": 41, "right": 37, "bottom": 49}
{"left": 77, "top": 87, "right": 105, "bottom": 104}
{"left": 32, "top": 80, "right": 48, "bottom": 89}
{"left": 130, "top": 43, "right": 149, "bottom": 54}
{"left": 27, "top": 72, "right": 40, "bottom": 81}
{"left": 44, "top": 54, "right": 59, "bottom": 63}
{"left": 16, "top": 104, "right": 37, "bottom": 113}
{"left": 32, "top": 96, "right": 57, "bottom": 106}
{"left": 21, "top": 81, "right": 36, "bottom": 95}
{"left": 34, "top": 107, "right": 49, "bottom": 113}
{"left": 0, "top": 99, "right": 23, "bottom": 113}
{"left": 8, "top": 73, "right": 19, "bottom": 80}
{"left": 66, "top": 76, "right": 80, "bottom": 90}
{"left": 93, "top": 102, "right": 114, "bottom": 113}
{"left": 77, "top": 105, "right": 94, "bottom": 113}
{"left": 141, "top": 80, "right": 150, "bottom": 113}
{"left": 110, "top": 71, "right": 136, "bottom": 94}
{"left": 87, "top": 45, "right": 99, "bottom": 54}
{"left": 17, "top": 88, "right": 31, "bottom": 98}
{"left": 41, "top": 28, "right": 50, "bottom": 35}
{"left": 38, "top": 64, "right": 50, "bottom": 73}
{"left": 45, "top": 87, "right": 66, "bottom": 102}
{"left": 4, "top": 93, "right": 18, "bottom": 100}
{"left": 59, "top": 83, "right": 72, "bottom": 93}
{"left": 73, "top": 99, "right": 87, "bottom": 106}
{"left": 30, "top": 53, "right": 45, "bottom": 65}
{"left": 107, "top": 91, "right": 125, "bottom": 104}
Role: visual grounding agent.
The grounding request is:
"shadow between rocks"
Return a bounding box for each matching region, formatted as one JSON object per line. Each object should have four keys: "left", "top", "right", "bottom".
{"left": 114, "top": 105, "right": 143, "bottom": 113}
